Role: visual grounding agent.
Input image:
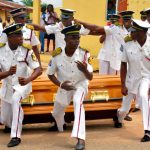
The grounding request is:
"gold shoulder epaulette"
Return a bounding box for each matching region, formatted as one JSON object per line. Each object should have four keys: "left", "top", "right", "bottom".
{"left": 79, "top": 46, "right": 89, "bottom": 52}
{"left": 52, "top": 47, "right": 62, "bottom": 57}
{"left": 0, "top": 43, "right": 6, "bottom": 48}
{"left": 26, "top": 24, "right": 34, "bottom": 30}
{"left": 22, "top": 43, "right": 32, "bottom": 50}
{"left": 114, "top": 22, "right": 120, "bottom": 26}
{"left": 124, "top": 35, "right": 133, "bottom": 43}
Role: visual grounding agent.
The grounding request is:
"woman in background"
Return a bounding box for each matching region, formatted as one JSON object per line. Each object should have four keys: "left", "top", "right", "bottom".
{"left": 45, "top": 4, "right": 59, "bottom": 52}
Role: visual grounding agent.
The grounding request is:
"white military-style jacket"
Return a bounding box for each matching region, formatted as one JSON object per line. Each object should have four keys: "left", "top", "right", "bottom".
{"left": 120, "top": 25, "right": 130, "bottom": 38}
{"left": 47, "top": 47, "right": 93, "bottom": 106}
{"left": 122, "top": 39, "right": 142, "bottom": 94}
{"left": 0, "top": 24, "right": 40, "bottom": 46}
{"left": 98, "top": 26, "right": 112, "bottom": 61}
{"left": 0, "top": 43, "right": 39, "bottom": 103}
{"left": 104, "top": 24, "right": 126, "bottom": 71}
{"left": 138, "top": 35, "right": 150, "bottom": 79}
{"left": 145, "top": 20, "right": 150, "bottom": 37}
{"left": 45, "top": 21, "right": 90, "bottom": 49}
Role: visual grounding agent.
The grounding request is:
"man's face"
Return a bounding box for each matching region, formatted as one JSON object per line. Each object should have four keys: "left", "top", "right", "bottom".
{"left": 123, "top": 19, "right": 132, "bottom": 28}
{"left": 8, "top": 32, "right": 23, "bottom": 46}
{"left": 146, "top": 14, "right": 150, "bottom": 23}
{"left": 61, "top": 16, "right": 74, "bottom": 27}
{"left": 13, "top": 16, "right": 26, "bottom": 25}
{"left": 141, "top": 16, "right": 147, "bottom": 21}
{"left": 47, "top": 5, "right": 53, "bottom": 12}
{"left": 65, "top": 34, "right": 80, "bottom": 49}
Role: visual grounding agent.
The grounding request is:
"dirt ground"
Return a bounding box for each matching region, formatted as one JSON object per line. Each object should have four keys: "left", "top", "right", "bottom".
{"left": 0, "top": 111, "right": 150, "bottom": 150}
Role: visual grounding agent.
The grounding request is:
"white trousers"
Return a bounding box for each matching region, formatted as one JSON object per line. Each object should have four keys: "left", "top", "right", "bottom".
{"left": 99, "top": 60, "right": 117, "bottom": 75}
{"left": 139, "top": 78, "right": 150, "bottom": 131}
{"left": 135, "top": 98, "right": 140, "bottom": 109}
{"left": 52, "top": 87, "right": 86, "bottom": 140}
{"left": 118, "top": 92, "right": 141, "bottom": 123}
{"left": 1, "top": 92, "right": 24, "bottom": 138}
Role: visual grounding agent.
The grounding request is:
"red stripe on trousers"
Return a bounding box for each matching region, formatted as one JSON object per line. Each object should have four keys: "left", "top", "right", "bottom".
{"left": 16, "top": 97, "right": 22, "bottom": 137}
{"left": 16, "top": 106, "right": 21, "bottom": 137}
{"left": 77, "top": 92, "right": 84, "bottom": 138}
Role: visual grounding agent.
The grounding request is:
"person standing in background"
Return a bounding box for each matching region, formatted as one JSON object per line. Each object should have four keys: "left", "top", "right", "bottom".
{"left": 40, "top": 6, "right": 46, "bottom": 54}
{"left": 45, "top": 4, "right": 59, "bottom": 52}
{"left": 5, "top": 16, "right": 14, "bottom": 29}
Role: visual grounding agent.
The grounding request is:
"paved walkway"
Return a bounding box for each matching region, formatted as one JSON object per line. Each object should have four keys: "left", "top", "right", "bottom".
{"left": 0, "top": 111, "right": 150, "bottom": 150}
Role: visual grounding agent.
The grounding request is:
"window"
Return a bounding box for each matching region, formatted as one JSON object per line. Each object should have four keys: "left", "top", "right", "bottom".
{"left": 106, "top": 0, "right": 118, "bottom": 20}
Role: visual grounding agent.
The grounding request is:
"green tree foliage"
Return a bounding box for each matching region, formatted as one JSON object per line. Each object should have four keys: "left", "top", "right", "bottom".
{"left": 41, "top": 3, "right": 47, "bottom": 8}
{"left": 21, "top": 0, "right": 47, "bottom": 8}
{"left": 21, "top": 0, "right": 33, "bottom": 6}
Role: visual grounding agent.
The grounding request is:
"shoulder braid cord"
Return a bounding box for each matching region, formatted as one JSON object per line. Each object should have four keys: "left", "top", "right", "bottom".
{"left": 19, "top": 50, "right": 29, "bottom": 66}
{"left": 29, "top": 30, "right": 33, "bottom": 42}
{"left": 83, "top": 51, "right": 88, "bottom": 64}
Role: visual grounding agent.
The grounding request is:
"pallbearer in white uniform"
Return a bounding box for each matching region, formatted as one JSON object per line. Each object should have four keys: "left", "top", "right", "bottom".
{"left": 0, "top": 8, "right": 41, "bottom": 65}
{"left": 119, "top": 11, "right": 140, "bottom": 119}
{"left": 47, "top": 25, "right": 93, "bottom": 150}
{"left": 75, "top": 15, "right": 126, "bottom": 74}
{"left": 0, "top": 24, "right": 41, "bottom": 147}
{"left": 119, "top": 11, "right": 134, "bottom": 38}
{"left": 134, "top": 19, "right": 150, "bottom": 142}
{"left": 99, "top": 11, "right": 134, "bottom": 75}
{"left": 115, "top": 19, "right": 150, "bottom": 142}
{"left": 114, "top": 18, "right": 142, "bottom": 128}
{"left": 98, "top": 14, "right": 121, "bottom": 75}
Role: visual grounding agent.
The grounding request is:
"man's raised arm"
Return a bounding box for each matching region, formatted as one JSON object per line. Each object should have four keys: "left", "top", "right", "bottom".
{"left": 75, "top": 19, "right": 105, "bottom": 35}
{"left": 28, "top": 23, "right": 46, "bottom": 32}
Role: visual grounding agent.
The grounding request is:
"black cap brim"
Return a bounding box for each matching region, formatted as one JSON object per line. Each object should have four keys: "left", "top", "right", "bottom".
{"left": 61, "top": 14, "right": 71, "bottom": 19}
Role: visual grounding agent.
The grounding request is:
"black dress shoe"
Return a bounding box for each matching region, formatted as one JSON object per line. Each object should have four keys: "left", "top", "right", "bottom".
{"left": 132, "top": 108, "right": 140, "bottom": 112}
{"left": 4, "top": 126, "right": 11, "bottom": 133}
{"left": 141, "top": 134, "right": 150, "bottom": 142}
{"left": 7, "top": 137, "right": 21, "bottom": 147}
{"left": 113, "top": 115, "right": 122, "bottom": 128}
{"left": 48, "top": 123, "right": 67, "bottom": 131}
{"left": 75, "top": 140, "right": 85, "bottom": 150}
{"left": 124, "top": 115, "right": 132, "bottom": 121}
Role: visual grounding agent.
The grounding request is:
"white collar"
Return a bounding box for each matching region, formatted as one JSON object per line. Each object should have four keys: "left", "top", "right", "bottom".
{"left": 62, "top": 47, "right": 80, "bottom": 60}
{"left": 5, "top": 42, "right": 22, "bottom": 56}
{"left": 135, "top": 35, "right": 150, "bottom": 50}
{"left": 59, "top": 21, "right": 75, "bottom": 29}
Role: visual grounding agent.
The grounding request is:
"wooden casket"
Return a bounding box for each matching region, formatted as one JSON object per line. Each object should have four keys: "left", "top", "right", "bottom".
{"left": 22, "top": 74, "right": 125, "bottom": 124}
